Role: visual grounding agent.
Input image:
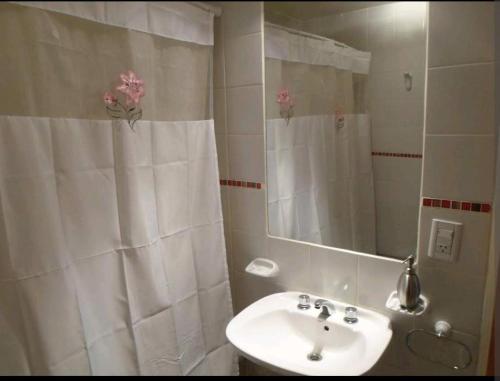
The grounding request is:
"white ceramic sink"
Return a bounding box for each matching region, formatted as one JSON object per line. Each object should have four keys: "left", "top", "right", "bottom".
{"left": 226, "top": 292, "right": 392, "bottom": 376}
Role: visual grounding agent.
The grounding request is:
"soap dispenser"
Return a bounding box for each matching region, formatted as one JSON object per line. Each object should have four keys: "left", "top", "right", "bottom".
{"left": 397, "top": 255, "right": 421, "bottom": 311}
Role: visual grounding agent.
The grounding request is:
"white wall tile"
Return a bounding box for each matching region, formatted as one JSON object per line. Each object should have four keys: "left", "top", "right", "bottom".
{"left": 225, "top": 33, "right": 263, "bottom": 87}
{"left": 394, "top": 2, "right": 427, "bottom": 44}
{"left": 373, "top": 157, "right": 421, "bottom": 259}
{"left": 213, "top": 17, "right": 225, "bottom": 89}
{"left": 369, "top": 97, "right": 425, "bottom": 132}
{"left": 266, "top": 237, "right": 310, "bottom": 292}
{"left": 426, "top": 64, "right": 494, "bottom": 135}
{"left": 301, "top": 13, "right": 337, "bottom": 39}
{"left": 220, "top": 187, "right": 232, "bottom": 259}
{"left": 330, "top": 9, "right": 369, "bottom": 51}
{"left": 231, "top": 270, "right": 281, "bottom": 315}
{"left": 228, "top": 134, "right": 265, "bottom": 182}
{"left": 214, "top": 88, "right": 226, "bottom": 135}
{"left": 222, "top": 2, "right": 263, "bottom": 37}
{"left": 365, "top": 3, "right": 397, "bottom": 50}
{"left": 368, "top": 69, "right": 425, "bottom": 104}
{"left": 215, "top": 133, "right": 228, "bottom": 179}
{"left": 265, "top": 10, "right": 303, "bottom": 31}
{"left": 371, "top": 126, "right": 424, "bottom": 154}
{"left": 365, "top": 3, "right": 397, "bottom": 74}
{"left": 229, "top": 187, "right": 266, "bottom": 236}
{"left": 308, "top": 246, "right": 358, "bottom": 304}
{"left": 227, "top": 85, "right": 264, "bottom": 135}
{"left": 428, "top": 2, "right": 494, "bottom": 67}
{"left": 418, "top": 207, "right": 492, "bottom": 284}
{"left": 231, "top": 229, "right": 266, "bottom": 273}
{"left": 371, "top": 310, "right": 415, "bottom": 372}
{"left": 422, "top": 135, "right": 496, "bottom": 202}
{"left": 374, "top": 182, "right": 420, "bottom": 260}
{"left": 373, "top": 156, "right": 422, "bottom": 183}
{"left": 357, "top": 255, "right": 402, "bottom": 311}
{"left": 418, "top": 266, "right": 485, "bottom": 336}
{"left": 393, "top": 2, "right": 427, "bottom": 72}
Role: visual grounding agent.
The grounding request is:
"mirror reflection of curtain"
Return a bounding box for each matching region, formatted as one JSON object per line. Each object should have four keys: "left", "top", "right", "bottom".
{"left": 265, "top": 24, "right": 376, "bottom": 253}
{"left": 0, "top": 3, "right": 235, "bottom": 376}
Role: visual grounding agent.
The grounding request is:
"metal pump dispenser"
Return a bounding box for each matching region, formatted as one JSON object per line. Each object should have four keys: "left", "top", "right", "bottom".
{"left": 397, "top": 255, "right": 421, "bottom": 311}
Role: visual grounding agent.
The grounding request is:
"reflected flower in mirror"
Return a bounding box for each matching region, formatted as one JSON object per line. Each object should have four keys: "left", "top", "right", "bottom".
{"left": 335, "top": 108, "right": 345, "bottom": 129}
{"left": 103, "top": 70, "right": 145, "bottom": 131}
{"left": 276, "top": 88, "right": 294, "bottom": 125}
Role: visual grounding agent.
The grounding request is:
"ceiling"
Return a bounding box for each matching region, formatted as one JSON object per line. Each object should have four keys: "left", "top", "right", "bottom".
{"left": 264, "top": 1, "right": 391, "bottom": 20}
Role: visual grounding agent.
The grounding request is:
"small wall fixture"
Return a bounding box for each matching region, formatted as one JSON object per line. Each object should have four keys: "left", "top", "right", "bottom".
{"left": 245, "top": 258, "right": 279, "bottom": 277}
{"left": 404, "top": 72, "right": 413, "bottom": 91}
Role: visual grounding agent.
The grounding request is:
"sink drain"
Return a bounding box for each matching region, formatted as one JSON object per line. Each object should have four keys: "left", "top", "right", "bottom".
{"left": 307, "top": 352, "right": 322, "bottom": 361}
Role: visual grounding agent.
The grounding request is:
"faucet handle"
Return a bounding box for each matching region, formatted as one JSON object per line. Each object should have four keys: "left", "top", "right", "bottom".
{"left": 344, "top": 306, "right": 358, "bottom": 324}
{"left": 314, "top": 298, "right": 327, "bottom": 309}
{"left": 297, "top": 294, "right": 311, "bottom": 310}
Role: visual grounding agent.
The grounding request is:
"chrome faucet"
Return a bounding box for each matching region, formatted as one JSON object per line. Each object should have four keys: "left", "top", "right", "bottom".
{"left": 314, "top": 299, "right": 335, "bottom": 321}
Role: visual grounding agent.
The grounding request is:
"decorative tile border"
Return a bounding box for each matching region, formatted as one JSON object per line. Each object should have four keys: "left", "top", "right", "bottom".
{"left": 220, "top": 179, "right": 262, "bottom": 189}
{"left": 422, "top": 198, "right": 491, "bottom": 213}
{"left": 372, "top": 151, "right": 423, "bottom": 159}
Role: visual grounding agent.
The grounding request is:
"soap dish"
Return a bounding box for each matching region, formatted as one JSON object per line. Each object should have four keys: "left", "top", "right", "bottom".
{"left": 385, "top": 291, "right": 428, "bottom": 316}
{"left": 245, "top": 258, "right": 279, "bottom": 278}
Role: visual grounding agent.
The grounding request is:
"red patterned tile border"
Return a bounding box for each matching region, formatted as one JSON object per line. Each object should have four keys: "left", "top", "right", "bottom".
{"left": 220, "top": 179, "right": 262, "bottom": 189}
{"left": 372, "top": 151, "right": 422, "bottom": 159}
{"left": 422, "top": 198, "right": 491, "bottom": 213}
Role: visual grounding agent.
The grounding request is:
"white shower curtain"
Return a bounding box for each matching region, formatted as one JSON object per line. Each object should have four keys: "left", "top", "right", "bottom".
{"left": 0, "top": 2, "right": 236, "bottom": 376}
{"left": 265, "top": 24, "right": 376, "bottom": 253}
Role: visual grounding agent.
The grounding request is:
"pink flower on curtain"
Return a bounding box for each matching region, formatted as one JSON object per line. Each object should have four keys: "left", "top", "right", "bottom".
{"left": 276, "top": 88, "right": 293, "bottom": 107}
{"left": 103, "top": 91, "right": 118, "bottom": 105}
{"left": 276, "top": 88, "right": 294, "bottom": 125}
{"left": 103, "top": 70, "right": 144, "bottom": 131}
{"left": 335, "top": 108, "right": 345, "bottom": 128}
{"left": 116, "top": 70, "right": 145, "bottom": 105}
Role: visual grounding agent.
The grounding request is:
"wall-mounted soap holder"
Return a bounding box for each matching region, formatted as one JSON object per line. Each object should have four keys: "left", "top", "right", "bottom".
{"left": 385, "top": 290, "right": 428, "bottom": 316}
{"left": 245, "top": 258, "right": 279, "bottom": 278}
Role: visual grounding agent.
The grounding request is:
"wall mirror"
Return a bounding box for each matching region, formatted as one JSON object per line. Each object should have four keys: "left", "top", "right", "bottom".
{"left": 264, "top": 2, "right": 427, "bottom": 259}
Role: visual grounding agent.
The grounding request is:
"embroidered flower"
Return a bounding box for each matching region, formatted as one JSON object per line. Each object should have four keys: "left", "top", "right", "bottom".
{"left": 103, "top": 70, "right": 145, "bottom": 131}
{"left": 276, "top": 88, "right": 294, "bottom": 126}
{"left": 335, "top": 108, "right": 345, "bottom": 128}
{"left": 116, "top": 70, "right": 145, "bottom": 105}
{"left": 103, "top": 91, "right": 118, "bottom": 105}
{"left": 276, "top": 88, "right": 293, "bottom": 107}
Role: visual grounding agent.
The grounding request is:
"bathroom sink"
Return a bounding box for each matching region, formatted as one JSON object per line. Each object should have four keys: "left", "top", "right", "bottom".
{"left": 226, "top": 292, "right": 392, "bottom": 376}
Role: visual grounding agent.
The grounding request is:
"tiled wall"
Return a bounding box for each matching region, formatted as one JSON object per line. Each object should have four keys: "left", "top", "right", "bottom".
{"left": 301, "top": 2, "right": 427, "bottom": 259}
{"left": 213, "top": 1, "right": 496, "bottom": 376}
{"left": 417, "top": 0, "right": 496, "bottom": 373}
{"left": 264, "top": 9, "right": 303, "bottom": 30}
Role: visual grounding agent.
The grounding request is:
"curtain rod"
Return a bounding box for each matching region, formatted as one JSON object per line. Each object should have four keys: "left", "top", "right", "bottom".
{"left": 190, "top": 2, "right": 222, "bottom": 17}
{"left": 264, "top": 21, "right": 349, "bottom": 49}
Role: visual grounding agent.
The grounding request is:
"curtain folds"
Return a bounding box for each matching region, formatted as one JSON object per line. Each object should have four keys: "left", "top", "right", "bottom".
{"left": 265, "top": 27, "right": 376, "bottom": 253}
{"left": 265, "top": 23, "right": 371, "bottom": 75}
{"left": 0, "top": 2, "right": 235, "bottom": 376}
{"left": 266, "top": 114, "right": 376, "bottom": 253}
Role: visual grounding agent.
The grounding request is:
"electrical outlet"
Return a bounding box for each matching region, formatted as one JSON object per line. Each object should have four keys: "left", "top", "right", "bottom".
{"left": 428, "top": 219, "right": 462, "bottom": 262}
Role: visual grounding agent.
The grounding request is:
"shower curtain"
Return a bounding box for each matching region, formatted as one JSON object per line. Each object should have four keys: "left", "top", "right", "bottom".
{"left": 265, "top": 24, "right": 377, "bottom": 253}
{"left": 0, "top": 2, "right": 236, "bottom": 376}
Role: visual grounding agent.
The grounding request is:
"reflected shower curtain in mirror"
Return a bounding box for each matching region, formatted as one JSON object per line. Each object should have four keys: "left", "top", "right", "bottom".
{"left": 265, "top": 24, "right": 377, "bottom": 253}
{"left": 0, "top": 2, "right": 236, "bottom": 376}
